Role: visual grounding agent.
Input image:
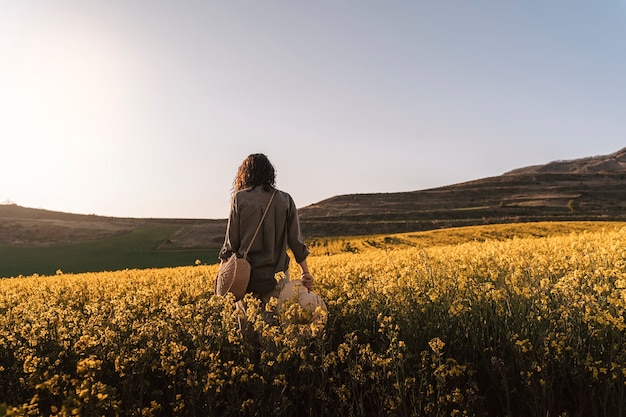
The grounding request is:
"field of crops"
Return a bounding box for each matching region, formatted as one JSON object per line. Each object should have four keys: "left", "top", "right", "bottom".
{"left": 2, "top": 222, "right": 626, "bottom": 416}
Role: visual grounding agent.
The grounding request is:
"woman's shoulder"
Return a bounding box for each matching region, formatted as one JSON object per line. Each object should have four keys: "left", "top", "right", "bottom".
{"left": 234, "top": 186, "right": 289, "bottom": 203}
{"left": 273, "top": 189, "right": 298, "bottom": 213}
{"left": 273, "top": 188, "right": 294, "bottom": 201}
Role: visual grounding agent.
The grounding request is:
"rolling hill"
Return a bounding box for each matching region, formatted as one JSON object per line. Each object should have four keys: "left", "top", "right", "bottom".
{"left": 298, "top": 147, "right": 626, "bottom": 235}
{"left": 2, "top": 147, "right": 625, "bottom": 276}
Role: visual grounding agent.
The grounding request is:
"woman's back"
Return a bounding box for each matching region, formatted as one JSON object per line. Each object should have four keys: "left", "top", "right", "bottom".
{"left": 222, "top": 186, "right": 309, "bottom": 294}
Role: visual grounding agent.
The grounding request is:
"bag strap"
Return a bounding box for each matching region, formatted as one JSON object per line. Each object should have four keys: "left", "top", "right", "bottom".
{"left": 242, "top": 189, "right": 277, "bottom": 258}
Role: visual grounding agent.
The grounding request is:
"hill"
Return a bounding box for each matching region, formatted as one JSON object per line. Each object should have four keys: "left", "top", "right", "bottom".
{"left": 3, "top": 147, "right": 626, "bottom": 243}
{"left": 506, "top": 146, "right": 626, "bottom": 174}
{"left": 0, "top": 204, "right": 227, "bottom": 247}
{"left": 298, "top": 147, "right": 626, "bottom": 235}
{"left": 2, "top": 147, "right": 626, "bottom": 276}
{"left": 0, "top": 206, "right": 226, "bottom": 277}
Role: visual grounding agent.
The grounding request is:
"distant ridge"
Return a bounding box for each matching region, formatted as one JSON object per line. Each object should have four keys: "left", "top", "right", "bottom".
{"left": 2, "top": 148, "right": 626, "bottom": 244}
{"left": 3, "top": 148, "right": 626, "bottom": 277}
{"left": 298, "top": 147, "right": 626, "bottom": 236}
{"left": 505, "top": 147, "right": 626, "bottom": 175}
{"left": 0, "top": 204, "right": 225, "bottom": 247}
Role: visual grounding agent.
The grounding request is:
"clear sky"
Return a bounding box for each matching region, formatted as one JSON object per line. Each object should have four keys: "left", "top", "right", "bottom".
{"left": 1, "top": 1, "right": 625, "bottom": 219}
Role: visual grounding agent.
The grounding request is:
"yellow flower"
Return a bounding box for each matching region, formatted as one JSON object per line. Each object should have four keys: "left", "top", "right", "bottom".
{"left": 429, "top": 337, "right": 445, "bottom": 354}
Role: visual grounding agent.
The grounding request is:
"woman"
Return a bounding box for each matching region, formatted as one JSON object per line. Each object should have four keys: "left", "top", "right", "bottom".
{"left": 219, "top": 153, "right": 314, "bottom": 312}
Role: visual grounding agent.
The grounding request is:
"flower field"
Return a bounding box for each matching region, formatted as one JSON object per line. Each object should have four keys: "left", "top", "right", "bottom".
{"left": 2, "top": 222, "right": 626, "bottom": 416}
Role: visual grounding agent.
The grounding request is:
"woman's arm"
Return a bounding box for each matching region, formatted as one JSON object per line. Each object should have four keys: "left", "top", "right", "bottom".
{"left": 219, "top": 194, "right": 241, "bottom": 260}
{"left": 298, "top": 259, "right": 314, "bottom": 291}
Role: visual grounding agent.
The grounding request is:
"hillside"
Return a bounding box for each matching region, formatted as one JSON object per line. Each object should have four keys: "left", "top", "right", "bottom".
{"left": 2, "top": 147, "right": 625, "bottom": 249}
{"left": 3, "top": 148, "right": 626, "bottom": 277}
{"left": 506, "top": 146, "right": 626, "bottom": 174}
{"left": 298, "top": 148, "right": 626, "bottom": 236}
{"left": 298, "top": 171, "right": 626, "bottom": 236}
{"left": 0, "top": 205, "right": 226, "bottom": 248}
{"left": 0, "top": 206, "right": 226, "bottom": 277}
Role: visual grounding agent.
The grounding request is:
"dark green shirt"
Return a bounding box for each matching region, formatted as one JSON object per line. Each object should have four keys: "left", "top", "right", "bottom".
{"left": 219, "top": 186, "right": 310, "bottom": 295}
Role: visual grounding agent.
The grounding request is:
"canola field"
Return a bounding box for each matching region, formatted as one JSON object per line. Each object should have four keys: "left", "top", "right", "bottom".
{"left": 2, "top": 222, "right": 626, "bottom": 416}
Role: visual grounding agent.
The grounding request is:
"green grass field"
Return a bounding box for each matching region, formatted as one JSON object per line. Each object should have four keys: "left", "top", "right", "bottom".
{"left": 0, "top": 226, "right": 220, "bottom": 278}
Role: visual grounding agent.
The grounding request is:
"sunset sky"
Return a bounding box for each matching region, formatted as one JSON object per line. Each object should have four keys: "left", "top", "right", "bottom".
{"left": 1, "top": 1, "right": 625, "bottom": 219}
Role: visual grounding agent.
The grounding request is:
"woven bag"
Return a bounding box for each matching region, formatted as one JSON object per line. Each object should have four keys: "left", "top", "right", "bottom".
{"left": 215, "top": 253, "right": 251, "bottom": 301}
{"left": 216, "top": 190, "right": 277, "bottom": 301}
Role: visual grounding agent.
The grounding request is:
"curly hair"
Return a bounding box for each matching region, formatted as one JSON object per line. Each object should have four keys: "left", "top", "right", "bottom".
{"left": 233, "top": 153, "right": 276, "bottom": 192}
